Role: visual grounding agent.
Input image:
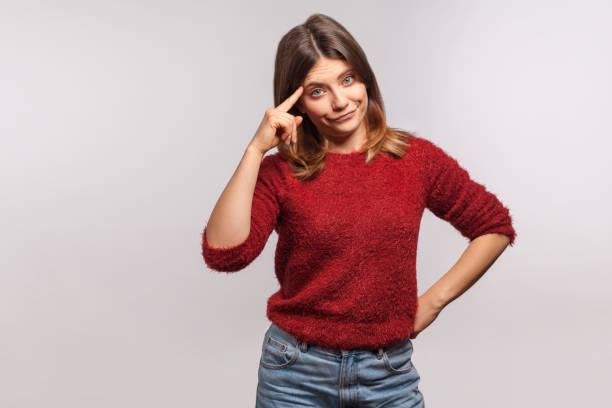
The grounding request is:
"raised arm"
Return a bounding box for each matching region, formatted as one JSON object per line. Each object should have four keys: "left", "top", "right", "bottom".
{"left": 201, "top": 86, "right": 304, "bottom": 272}
{"left": 202, "top": 147, "right": 275, "bottom": 272}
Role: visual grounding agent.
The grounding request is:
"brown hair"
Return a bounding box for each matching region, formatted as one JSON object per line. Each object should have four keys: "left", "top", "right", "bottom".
{"left": 273, "top": 13, "right": 416, "bottom": 181}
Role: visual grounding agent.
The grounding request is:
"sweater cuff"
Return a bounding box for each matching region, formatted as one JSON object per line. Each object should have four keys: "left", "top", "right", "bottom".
{"left": 201, "top": 225, "right": 251, "bottom": 272}
{"left": 469, "top": 225, "right": 517, "bottom": 247}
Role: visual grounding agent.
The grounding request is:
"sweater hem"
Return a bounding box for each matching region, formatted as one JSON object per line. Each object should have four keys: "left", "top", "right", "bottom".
{"left": 267, "top": 312, "right": 415, "bottom": 350}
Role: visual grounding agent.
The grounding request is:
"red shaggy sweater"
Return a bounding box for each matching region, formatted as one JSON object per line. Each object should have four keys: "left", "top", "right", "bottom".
{"left": 201, "top": 135, "right": 516, "bottom": 350}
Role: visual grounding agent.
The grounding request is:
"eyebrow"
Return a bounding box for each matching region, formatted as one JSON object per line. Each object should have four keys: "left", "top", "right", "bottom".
{"left": 303, "top": 69, "right": 354, "bottom": 89}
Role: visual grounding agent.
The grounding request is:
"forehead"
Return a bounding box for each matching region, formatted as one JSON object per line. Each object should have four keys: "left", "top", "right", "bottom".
{"left": 302, "top": 58, "right": 353, "bottom": 85}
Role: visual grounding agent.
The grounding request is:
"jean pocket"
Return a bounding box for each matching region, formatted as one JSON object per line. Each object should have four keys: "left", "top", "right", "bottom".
{"left": 382, "top": 338, "right": 414, "bottom": 374}
{"left": 259, "top": 332, "right": 300, "bottom": 369}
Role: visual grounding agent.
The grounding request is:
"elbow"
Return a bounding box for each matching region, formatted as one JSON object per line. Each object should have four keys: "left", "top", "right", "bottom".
{"left": 200, "top": 226, "right": 260, "bottom": 272}
{"left": 472, "top": 230, "right": 516, "bottom": 248}
{"left": 471, "top": 206, "right": 517, "bottom": 247}
{"left": 202, "top": 256, "right": 249, "bottom": 273}
{"left": 493, "top": 221, "right": 516, "bottom": 247}
{"left": 201, "top": 244, "right": 255, "bottom": 272}
{"left": 493, "top": 232, "right": 513, "bottom": 248}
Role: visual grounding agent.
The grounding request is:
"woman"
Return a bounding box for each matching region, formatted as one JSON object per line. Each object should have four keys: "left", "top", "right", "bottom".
{"left": 202, "top": 13, "right": 516, "bottom": 407}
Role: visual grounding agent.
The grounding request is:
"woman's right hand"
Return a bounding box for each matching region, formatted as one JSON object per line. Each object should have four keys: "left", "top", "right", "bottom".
{"left": 249, "top": 86, "right": 304, "bottom": 155}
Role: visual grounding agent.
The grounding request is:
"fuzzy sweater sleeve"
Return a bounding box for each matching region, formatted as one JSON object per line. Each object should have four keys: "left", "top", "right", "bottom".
{"left": 201, "top": 154, "right": 282, "bottom": 272}
{"left": 420, "top": 138, "right": 517, "bottom": 246}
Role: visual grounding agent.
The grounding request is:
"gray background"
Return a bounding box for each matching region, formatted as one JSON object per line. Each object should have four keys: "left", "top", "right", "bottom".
{"left": 2, "top": 0, "right": 610, "bottom": 407}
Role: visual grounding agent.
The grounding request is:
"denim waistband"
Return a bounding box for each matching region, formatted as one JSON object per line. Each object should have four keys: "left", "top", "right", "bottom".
{"left": 267, "top": 322, "right": 411, "bottom": 358}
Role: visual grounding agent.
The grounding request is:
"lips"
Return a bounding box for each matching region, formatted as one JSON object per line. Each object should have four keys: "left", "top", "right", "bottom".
{"left": 331, "top": 110, "right": 356, "bottom": 121}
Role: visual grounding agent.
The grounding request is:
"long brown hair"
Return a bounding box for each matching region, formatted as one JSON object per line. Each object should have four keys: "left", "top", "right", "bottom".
{"left": 273, "top": 13, "right": 416, "bottom": 181}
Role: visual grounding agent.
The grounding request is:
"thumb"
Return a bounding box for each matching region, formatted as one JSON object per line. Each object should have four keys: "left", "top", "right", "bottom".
{"left": 295, "top": 115, "right": 304, "bottom": 126}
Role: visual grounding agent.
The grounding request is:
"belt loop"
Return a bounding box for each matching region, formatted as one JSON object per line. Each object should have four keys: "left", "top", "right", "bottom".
{"left": 377, "top": 347, "right": 384, "bottom": 359}
{"left": 298, "top": 340, "right": 308, "bottom": 353}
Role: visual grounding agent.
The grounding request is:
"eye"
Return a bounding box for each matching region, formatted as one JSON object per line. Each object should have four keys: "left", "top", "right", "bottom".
{"left": 311, "top": 89, "right": 323, "bottom": 97}
{"left": 343, "top": 75, "right": 354, "bottom": 85}
{"left": 309, "top": 75, "right": 355, "bottom": 97}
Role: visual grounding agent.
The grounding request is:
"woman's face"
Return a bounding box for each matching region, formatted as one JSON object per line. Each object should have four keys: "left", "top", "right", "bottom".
{"left": 297, "top": 58, "right": 368, "bottom": 144}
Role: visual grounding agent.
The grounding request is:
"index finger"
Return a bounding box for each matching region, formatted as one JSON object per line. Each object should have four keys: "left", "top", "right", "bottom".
{"left": 276, "top": 86, "right": 304, "bottom": 112}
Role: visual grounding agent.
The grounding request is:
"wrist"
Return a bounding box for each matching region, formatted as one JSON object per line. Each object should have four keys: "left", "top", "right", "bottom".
{"left": 246, "top": 143, "right": 267, "bottom": 158}
{"left": 423, "top": 288, "right": 448, "bottom": 311}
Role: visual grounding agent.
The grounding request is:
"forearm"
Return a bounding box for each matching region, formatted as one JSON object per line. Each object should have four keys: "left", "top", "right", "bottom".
{"left": 423, "top": 233, "right": 511, "bottom": 310}
{"left": 205, "top": 144, "right": 265, "bottom": 248}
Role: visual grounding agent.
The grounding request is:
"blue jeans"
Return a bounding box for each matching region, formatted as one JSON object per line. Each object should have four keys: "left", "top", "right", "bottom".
{"left": 256, "top": 322, "right": 425, "bottom": 407}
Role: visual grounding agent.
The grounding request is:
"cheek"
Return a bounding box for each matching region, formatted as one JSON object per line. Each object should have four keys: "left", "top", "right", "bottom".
{"left": 351, "top": 85, "right": 367, "bottom": 101}
{"left": 304, "top": 101, "right": 328, "bottom": 118}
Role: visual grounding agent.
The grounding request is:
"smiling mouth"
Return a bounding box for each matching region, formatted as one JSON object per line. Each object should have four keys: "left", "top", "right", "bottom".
{"left": 331, "top": 110, "right": 356, "bottom": 121}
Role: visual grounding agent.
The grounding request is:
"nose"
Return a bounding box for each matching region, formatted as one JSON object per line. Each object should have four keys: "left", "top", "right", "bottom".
{"left": 330, "top": 88, "right": 349, "bottom": 111}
